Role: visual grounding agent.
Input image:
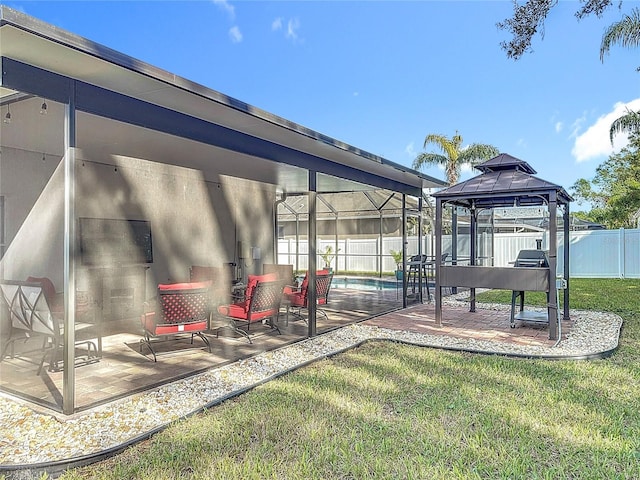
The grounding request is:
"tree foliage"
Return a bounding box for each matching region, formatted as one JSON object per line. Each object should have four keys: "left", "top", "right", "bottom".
{"left": 570, "top": 132, "right": 640, "bottom": 228}
{"left": 610, "top": 109, "right": 640, "bottom": 144}
{"left": 412, "top": 131, "right": 499, "bottom": 185}
{"left": 600, "top": 7, "right": 640, "bottom": 66}
{"left": 497, "top": 0, "right": 618, "bottom": 60}
{"left": 601, "top": 8, "right": 640, "bottom": 142}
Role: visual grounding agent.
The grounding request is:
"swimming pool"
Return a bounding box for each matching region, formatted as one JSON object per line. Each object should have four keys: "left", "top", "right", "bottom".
{"left": 331, "top": 277, "right": 399, "bottom": 290}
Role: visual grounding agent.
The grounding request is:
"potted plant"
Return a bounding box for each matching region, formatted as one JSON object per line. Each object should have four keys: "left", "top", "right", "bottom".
{"left": 320, "top": 245, "right": 340, "bottom": 272}
{"left": 390, "top": 249, "right": 403, "bottom": 280}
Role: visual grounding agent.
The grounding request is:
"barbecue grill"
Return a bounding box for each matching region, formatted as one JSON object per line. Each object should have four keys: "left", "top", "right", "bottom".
{"left": 510, "top": 249, "right": 552, "bottom": 328}
{"left": 512, "top": 249, "right": 549, "bottom": 268}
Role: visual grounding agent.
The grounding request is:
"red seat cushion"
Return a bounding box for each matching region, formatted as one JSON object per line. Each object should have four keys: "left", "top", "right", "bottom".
{"left": 286, "top": 291, "right": 306, "bottom": 307}
{"left": 158, "top": 281, "right": 212, "bottom": 291}
{"left": 141, "top": 312, "right": 208, "bottom": 335}
{"left": 217, "top": 301, "right": 249, "bottom": 319}
{"left": 247, "top": 307, "right": 279, "bottom": 322}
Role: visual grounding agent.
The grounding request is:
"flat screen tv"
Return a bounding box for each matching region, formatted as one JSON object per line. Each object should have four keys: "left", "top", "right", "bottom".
{"left": 79, "top": 218, "right": 153, "bottom": 266}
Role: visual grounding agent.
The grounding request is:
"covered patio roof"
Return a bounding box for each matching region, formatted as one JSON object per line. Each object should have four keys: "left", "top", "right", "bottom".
{"left": 0, "top": 6, "right": 445, "bottom": 195}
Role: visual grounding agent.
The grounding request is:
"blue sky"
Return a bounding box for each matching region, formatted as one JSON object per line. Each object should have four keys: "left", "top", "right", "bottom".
{"left": 7, "top": 1, "right": 640, "bottom": 207}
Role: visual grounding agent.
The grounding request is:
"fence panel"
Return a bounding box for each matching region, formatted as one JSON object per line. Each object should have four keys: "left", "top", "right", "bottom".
{"left": 624, "top": 229, "right": 640, "bottom": 278}
{"left": 278, "top": 228, "right": 639, "bottom": 278}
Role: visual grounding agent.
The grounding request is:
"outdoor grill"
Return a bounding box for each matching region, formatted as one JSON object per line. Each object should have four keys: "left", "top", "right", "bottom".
{"left": 513, "top": 249, "right": 549, "bottom": 268}
{"left": 510, "top": 248, "right": 552, "bottom": 329}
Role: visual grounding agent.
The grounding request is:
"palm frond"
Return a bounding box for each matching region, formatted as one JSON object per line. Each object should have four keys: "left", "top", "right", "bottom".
{"left": 609, "top": 110, "right": 640, "bottom": 145}
{"left": 423, "top": 134, "right": 459, "bottom": 162}
{"left": 600, "top": 7, "right": 640, "bottom": 62}
{"left": 459, "top": 144, "right": 501, "bottom": 165}
{"left": 412, "top": 153, "right": 448, "bottom": 171}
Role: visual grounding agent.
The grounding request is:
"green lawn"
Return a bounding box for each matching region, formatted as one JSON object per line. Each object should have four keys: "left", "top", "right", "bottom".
{"left": 58, "top": 279, "right": 640, "bottom": 479}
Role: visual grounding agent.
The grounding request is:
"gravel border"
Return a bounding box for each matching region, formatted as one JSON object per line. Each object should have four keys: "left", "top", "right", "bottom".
{"left": 0, "top": 300, "right": 623, "bottom": 473}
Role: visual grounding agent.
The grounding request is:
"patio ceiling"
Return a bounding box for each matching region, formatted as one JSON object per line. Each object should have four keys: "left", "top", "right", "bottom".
{"left": 0, "top": 7, "right": 446, "bottom": 195}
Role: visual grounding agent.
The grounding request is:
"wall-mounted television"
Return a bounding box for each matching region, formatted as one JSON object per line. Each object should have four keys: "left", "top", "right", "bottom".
{"left": 79, "top": 218, "right": 153, "bottom": 266}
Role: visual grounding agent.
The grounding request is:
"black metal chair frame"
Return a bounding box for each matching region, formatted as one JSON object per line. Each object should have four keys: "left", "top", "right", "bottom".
{"left": 285, "top": 272, "right": 333, "bottom": 324}
{"left": 216, "top": 280, "right": 284, "bottom": 344}
{"left": 140, "top": 284, "right": 212, "bottom": 362}
{"left": 0, "top": 281, "right": 100, "bottom": 375}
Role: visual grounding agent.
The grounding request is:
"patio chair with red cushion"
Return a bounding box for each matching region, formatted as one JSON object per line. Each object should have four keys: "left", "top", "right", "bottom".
{"left": 140, "top": 281, "right": 212, "bottom": 361}
{"left": 216, "top": 273, "right": 284, "bottom": 343}
{"left": 283, "top": 270, "right": 333, "bottom": 323}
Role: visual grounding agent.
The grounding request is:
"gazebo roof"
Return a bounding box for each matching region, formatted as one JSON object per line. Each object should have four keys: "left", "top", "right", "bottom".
{"left": 432, "top": 153, "right": 573, "bottom": 208}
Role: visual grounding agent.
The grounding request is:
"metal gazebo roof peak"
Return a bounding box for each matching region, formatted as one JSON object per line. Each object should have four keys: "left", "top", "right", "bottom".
{"left": 474, "top": 153, "right": 537, "bottom": 174}
{"left": 432, "top": 153, "right": 573, "bottom": 207}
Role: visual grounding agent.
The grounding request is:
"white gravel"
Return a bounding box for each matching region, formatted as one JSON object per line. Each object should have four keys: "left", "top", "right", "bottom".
{"left": 0, "top": 300, "right": 623, "bottom": 468}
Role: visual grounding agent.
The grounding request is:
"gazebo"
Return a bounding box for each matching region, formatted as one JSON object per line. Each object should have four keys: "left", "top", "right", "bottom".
{"left": 432, "top": 153, "right": 573, "bottom": 340}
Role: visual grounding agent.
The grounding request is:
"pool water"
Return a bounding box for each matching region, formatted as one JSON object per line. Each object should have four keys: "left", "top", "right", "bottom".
{"left": 331, "top": 277, "right": 399, "bottom": 291}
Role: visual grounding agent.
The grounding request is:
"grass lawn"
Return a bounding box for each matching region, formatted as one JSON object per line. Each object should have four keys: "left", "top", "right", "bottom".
{"left": 55, "top": 279, "right": 640, "bottom": 479}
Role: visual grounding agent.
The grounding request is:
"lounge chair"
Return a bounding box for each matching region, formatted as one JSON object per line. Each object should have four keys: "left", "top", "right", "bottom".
{"left": 140, "top": 281, "right": 212, "bottom": 361}
{"left": 283, "top": 270, "right": 333, "bottom": 323}
{"left": 216, "top": 273, "right": 284, "bottom": 343}
{"left": 0, "top": 280, "right": 100, "bottom": 374}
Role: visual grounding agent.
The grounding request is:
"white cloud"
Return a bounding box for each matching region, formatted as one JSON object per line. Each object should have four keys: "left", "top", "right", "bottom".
{"left": 572, "top": 98, "right": 640, "bottom": 162}
{"left": 213, "top": 0, "right": 235, "bottom": 19}
{"left": 460, "top": 163, "right": 475, "bottom": 174}
{"left": 555, "top": 121, "right": 563, "bottom": 133}
{"left": 272, "top": 17, "right": 302, "bottom": 43}
{"left": 229, "top": 26, "right": 242, "bottom": 43}
{"left": 405, "top": 142, "right": 416, "bottom": 157}
{"left": 570, "top": 112, "right": 587, "bottom": 139}
{"left": 286, "top": 18, "right": 301, "bottom": 41}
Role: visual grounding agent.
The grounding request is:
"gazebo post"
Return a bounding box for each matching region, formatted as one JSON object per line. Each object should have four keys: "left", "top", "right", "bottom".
{"left": 435, "top": 198, "right": 443, "bottom": 326}
{"left": 469, "top": 203, "right": 477, "bottom": 313}
{"left": 563, "top": 202, "right": 571, "bottom": 320}
{"left": 402, "top": 195, "right": 408, "bottom": 308}
{"left": 548, "top": 191, "right": 558, "bottom": 340}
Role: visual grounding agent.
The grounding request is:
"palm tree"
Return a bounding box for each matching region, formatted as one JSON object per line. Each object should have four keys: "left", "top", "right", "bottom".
{"left": 600, "top": 7, "right": 640, "bottom": 67}
{"left": 412, "top": 131, "right": 499, "bottom": 185}
{"left": 601, "top": 8, "right": 640, "bottom": 144}
{"left": 610, "top": 109, "right": 640, "bottom": 145}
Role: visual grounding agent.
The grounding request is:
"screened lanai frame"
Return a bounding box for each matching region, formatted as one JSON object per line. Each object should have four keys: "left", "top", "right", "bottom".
{"left": 275, "top": 187, "right": 436, "bottom": 279}
{"left": 0, "top": 6, "right": 445, "bottom": 414}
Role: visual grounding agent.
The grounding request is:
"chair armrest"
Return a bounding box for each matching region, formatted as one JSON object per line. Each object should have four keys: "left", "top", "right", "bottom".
{"left": 283, "top": 285, "right": 300, "bottom": 295}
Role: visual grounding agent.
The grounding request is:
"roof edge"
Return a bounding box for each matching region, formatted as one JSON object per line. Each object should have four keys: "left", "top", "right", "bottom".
{"left": 0, "top": 5, "right": 445, "bottom": 189}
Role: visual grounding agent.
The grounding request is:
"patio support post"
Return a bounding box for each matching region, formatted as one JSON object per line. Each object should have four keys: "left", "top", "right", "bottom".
{"left": 563, "top": 202, "right": 570, "bottom": 320}
{"left": 295, "top": 213, "right": 300, "bottom": 273}
{"left": 469, "top": 203, "right": 477, "bottom": 313}
{"left": 435, "top": 198, "right": 443, "bottom": 326}
{"left": 418, "top": 196, "right": 424, "bottom": 303}
{"left": 62, "top": 84, "right": 77, "bottom": 415}
{"left": 273, "top": 192, "right": 287, "bottom": 264}
{"left": 378, "top": 212, "right": 383, "bottom": 278}
{"left": 308, "top": 171, "right": 317, "bottom": 337}
{"left": 451, "top": 206, "right": 458, "bottom": 294}
{"left": 402, "top": 195, "right": 407, "bottom": 308}
{"left": 548, "top": 192, "right": 559, "bottom": 340}
{"left": 334, "top": 216, "right": 339, "bottom": 274}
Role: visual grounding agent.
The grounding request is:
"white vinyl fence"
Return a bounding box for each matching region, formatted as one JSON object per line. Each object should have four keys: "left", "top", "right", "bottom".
{"left": 278, "top": 228, "right": 640, "bottom": 279}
